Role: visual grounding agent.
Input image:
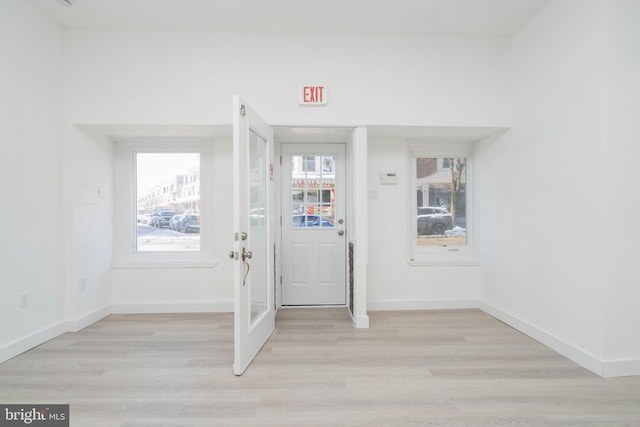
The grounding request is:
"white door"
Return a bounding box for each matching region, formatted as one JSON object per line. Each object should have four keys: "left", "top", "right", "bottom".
{"left": 281, "top": 143, "right": 346, "bottom": 305}
{"left": 232, "top": 96, "right": 275, "bottom": 376}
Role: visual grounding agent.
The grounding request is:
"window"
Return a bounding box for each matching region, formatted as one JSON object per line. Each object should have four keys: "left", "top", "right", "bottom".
{"left": 409, "top": 143, "right": 476, "bottom": 265}
{"left": 415, "top": 157, "right": 466, "bottom": 245}
{"left": 290, "top": 154, "right": 336, "bottom": 228}
{"left": 303, "top": 155, "right": 316, "bottom": 173}
{"left": 136, "top": 153, "right": 200, "bottom": 252}
{"left": 114, "top": 140, "right": 214, "bottom": 268}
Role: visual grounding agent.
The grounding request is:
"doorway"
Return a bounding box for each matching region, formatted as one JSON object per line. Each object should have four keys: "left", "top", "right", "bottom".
{"left": 280, "top": 143, "right": 347, "bottom": 306}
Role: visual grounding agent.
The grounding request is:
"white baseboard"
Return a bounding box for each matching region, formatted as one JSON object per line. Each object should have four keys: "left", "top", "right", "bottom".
{"left": 479, "top": 300, "right": 605, "bottom": 377}
{"left": 0, "top": 322, "right": 66, "bottom": 365}
{"left": 111, "top": 299, "right": 234, "bottom": 314}
{"left": 602, "top": 358, "right": 640, "bottom": 378}
{"left": 367, "top": 298, "right": 479, "bottom": 311}
{"left": 354, "top": 314, "right": 370, "bottom": 328}
{"left": 64, "top": 305, "right": 112, "bottom": 332}
{"left": 0, "top": 305, "right": 113, "bottom": 365}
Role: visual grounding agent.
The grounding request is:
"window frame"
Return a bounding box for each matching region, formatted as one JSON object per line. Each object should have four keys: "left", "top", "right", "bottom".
{"left": 113, "top": 139, "right": 217, "bottom": 269}
{"left": 407, "top": 141, "right": 478, "bottom": 266}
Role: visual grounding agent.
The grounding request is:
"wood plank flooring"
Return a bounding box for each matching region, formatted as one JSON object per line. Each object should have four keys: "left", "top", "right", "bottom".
{"left": 1, "top": 308, "right": 639, "bottom": 426}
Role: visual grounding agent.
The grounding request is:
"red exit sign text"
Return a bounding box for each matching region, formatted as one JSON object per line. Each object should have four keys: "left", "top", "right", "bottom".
{"left": 299, "top": 85, "right": 327, "bottom": 106}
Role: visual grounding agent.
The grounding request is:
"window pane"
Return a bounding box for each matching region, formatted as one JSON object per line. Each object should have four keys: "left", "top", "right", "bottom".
{"left": 290, "top": 154, "right": 336, "bottom": 228}
{"left": 249, "top": 130, "right": 267, "bottom": 324}
{"left": 416, "top": 157, "right": 466, "bottom": 246}
{"left": 136, "top": 153, "right": 200, "bottom": 252}
{"left": 303, "top": 155, "right": 316, "bottom": 172}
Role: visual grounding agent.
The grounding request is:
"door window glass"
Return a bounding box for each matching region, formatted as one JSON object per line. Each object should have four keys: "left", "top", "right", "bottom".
{"left": 249, "top": 130, "right": 267, "bottom": 324}
{"left": 290, "top": 154, "right": 336, "bottom": 228}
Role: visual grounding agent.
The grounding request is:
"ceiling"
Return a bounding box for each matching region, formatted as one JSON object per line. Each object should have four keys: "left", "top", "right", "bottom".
{"left": 31, "top": 0, "right": 550, "bottom": 36}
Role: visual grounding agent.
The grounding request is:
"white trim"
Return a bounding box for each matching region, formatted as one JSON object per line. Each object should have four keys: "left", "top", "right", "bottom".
{"left": 407, "top": 142, "right": 475, "bottom": 263}
{"left": 0, "top": 306, "right": 111, "bottom": 364}
{"left": 112, "top": 260, "right": 218, "bottom": 269}
{"left": 407, "top": 258, "right": 479, "bottom": 266}
{"left": 602, "top": 359, "right": 640, "bottom": 378}
{"left": 352, "top": 127, "right": 369, "bottom": 328}
{"left": 479, "top": 300, "right": 604, "bottom": 377}
{"left": 354, "top": 314, "right": 370, "bottom": 328}
{"left": 111, "top": 299, "right": 233, "bottom": 314}
{"left": 113, "top": 140, "right": 216, "bottom": 267}
{"left": 63, "top": 305, "right": 112, "bottom": 332}
{"left": 409, "top": 142, "right": 472, "bottom": 157}
{"left": 368, "top": 298, "right": 479, "bottom": 311}
{"left": 0, "top": 323, "right": 66, "bottom": 365}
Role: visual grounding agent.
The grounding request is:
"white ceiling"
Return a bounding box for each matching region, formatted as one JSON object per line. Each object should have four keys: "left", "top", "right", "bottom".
{"left": 30, "top": 0, "right": 550, "bottom": 36}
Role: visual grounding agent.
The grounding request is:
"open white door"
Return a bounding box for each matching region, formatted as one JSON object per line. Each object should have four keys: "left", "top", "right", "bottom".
{"left": 232, "top": 96, "right": 275, "bottom": 375}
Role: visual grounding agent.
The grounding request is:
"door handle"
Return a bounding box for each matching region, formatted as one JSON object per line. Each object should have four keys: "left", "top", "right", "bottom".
{"left": 338, "top": 230, "right": 344, "bottom": 236}
{"left": 241, "top": 247, "right": 252, "bottom": 287}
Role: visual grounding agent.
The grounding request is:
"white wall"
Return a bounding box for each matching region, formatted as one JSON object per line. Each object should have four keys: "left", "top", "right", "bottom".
{"left": 602, "top": 0, "right": 640, "bottom": 375}
{"left": 476, "top": 0, "right": 640, "bottom": 376}
{"left": 110, "top": 138, "right": 234, "bottom": 312}
{"left": 63, "top": 30, "right": 510, "bottom": 310}
{"left": 63, "top": 127, "right": 114, "bottom": 328}
{"left": 367, "top": 138, "right": 482, "bottom": 309}
{"left": 0, "top": 0, "right": 65, "bottom": 360}
{"left": 64, "top": 30, "right": 511, "bottom": 128}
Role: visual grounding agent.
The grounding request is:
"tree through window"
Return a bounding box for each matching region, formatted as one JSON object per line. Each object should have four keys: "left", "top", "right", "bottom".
{"left": 416, "top": 157, "right": 467, "bottom": 246}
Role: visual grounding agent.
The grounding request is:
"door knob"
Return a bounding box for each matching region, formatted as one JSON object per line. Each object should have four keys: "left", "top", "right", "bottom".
{"left": 228, "top": 251, "right": 236, "bottom": 260}
{"left": 241, "top": 248, "right": 253, "bottom": 261}
{"left": 338, "top": 230, "right": 344, "bottom": 236}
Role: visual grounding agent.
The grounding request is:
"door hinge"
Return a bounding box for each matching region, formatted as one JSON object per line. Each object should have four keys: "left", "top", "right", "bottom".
{"left": 240, "top": 104, "right": 246, "bottom": 116}
{"left": 280, "top": 156, "right": 282, "bottom": 165}
{"left": 280, "top": 275, "right": 282, "bottom": 285}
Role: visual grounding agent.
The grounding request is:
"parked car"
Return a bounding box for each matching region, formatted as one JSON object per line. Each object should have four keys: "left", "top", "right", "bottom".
{"left": 178, "top": 214, "right": 200, "bottom": 233}
{"left": 150, "top": 211, "right": 161, "bottom": 226}
{"left": 153, "top": 210, "right": 176, "bottom": 228}
{"left": 292, "top": 215, "right": 334, "bottom": 227}
{"left": 169, "top": 214, "right": 183, "bottom": 230}
{"left": 416, "top": 207, "right": 453, "bottom": 235}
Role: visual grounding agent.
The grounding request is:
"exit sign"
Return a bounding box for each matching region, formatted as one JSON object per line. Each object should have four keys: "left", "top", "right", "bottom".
{"left": 299, "top": 85, "right": 327, "bottom": 106}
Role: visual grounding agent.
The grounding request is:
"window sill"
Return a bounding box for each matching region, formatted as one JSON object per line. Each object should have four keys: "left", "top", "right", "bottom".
{"left": 112, "top": 260, "right": 219, "bottom": 269}
{"left": 407, "top": 257, "right": 479, "bottom": 267}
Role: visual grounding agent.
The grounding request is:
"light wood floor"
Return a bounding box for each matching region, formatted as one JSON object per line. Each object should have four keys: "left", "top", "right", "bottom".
{"left": 1, "top": 308, "right": 639, "bottom": 426}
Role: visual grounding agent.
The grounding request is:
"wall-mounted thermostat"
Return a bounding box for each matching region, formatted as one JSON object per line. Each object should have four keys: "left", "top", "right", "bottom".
{"left": 380, "top": 172, "right": 398, "bottom": 185}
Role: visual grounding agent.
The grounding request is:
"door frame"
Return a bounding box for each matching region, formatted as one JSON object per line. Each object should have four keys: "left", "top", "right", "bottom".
{"left": 273, "top": 126, "right": 369, "bottom": 328}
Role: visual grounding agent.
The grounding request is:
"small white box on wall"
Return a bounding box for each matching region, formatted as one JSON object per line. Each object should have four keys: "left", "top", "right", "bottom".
{"left": 380, "top": 172, "right": 398, "bottom": 185}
